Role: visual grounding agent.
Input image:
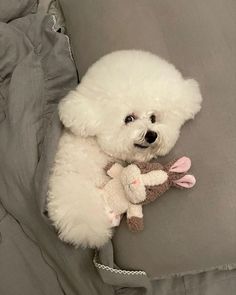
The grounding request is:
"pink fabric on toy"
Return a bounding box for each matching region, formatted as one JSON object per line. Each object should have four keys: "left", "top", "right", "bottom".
{"left": 173, "top": 174, "right": 196, "bottom": 188}
{"left": 131, "top": 179, "right": 141, "bottom": 186}
{"left": 169, "top": 157, "right": 191, "bottom": 173}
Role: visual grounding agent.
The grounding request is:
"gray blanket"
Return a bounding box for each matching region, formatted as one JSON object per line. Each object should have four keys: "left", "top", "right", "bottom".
{"left": 0, "top": 2, "right": 115, "bottom": 294}
{"left": 0, "top": 1, "right": 151, "bottom": 294}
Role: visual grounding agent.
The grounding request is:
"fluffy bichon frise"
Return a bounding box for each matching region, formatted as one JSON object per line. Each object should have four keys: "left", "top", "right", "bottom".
{"left": 47, "top": 50, "right": 202, "bottom": 248}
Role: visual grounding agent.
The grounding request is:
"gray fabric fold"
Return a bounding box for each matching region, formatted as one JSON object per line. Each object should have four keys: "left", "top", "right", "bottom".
{"left": 0, "top": 0, "right": 38, "bottom": 22}
{"left": 0, "top": 2, "right": 114, "bottom": 295}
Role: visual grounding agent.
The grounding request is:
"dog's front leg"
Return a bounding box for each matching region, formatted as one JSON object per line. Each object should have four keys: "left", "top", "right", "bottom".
{"left": 127, "top": 204, "right": 144, "bottom": 232}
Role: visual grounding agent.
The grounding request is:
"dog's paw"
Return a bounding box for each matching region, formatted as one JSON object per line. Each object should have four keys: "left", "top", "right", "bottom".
{"left": 127, "top": 216, "right": 144, "bottom": 232}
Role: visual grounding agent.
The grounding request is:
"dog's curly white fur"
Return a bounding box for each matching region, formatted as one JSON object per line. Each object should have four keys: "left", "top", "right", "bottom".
{"left": 47, "top": 50, "right": 202, "bottom": 248}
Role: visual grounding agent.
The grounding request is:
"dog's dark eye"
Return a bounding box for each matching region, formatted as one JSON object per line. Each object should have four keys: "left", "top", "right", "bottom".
{"left": 125, "top": 114, "right": 136, "bottom": 124}
{"left": 150, "top": 114, "right": 156, "bottom": 123}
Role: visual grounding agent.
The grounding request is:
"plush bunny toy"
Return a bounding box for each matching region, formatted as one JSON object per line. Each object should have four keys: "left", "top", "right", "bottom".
{"left": 102, "top": 157, "right": 196, "bottom": 232}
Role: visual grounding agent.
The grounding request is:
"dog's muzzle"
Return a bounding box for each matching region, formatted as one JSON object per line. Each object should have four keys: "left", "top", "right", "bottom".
{"left": 134, "top": 130, "right": 158, "bottom": 149}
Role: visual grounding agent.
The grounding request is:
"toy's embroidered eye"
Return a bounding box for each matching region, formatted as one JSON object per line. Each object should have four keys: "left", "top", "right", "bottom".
{"left": 124, "top": 114, "right": 136, "bottom": 124}
{"left": 150, "top": 114, "right": 156, "bottom": 123}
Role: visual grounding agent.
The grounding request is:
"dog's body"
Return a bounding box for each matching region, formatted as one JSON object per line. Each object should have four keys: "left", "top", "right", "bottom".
{"left": 47, "top": 50, "right": 202, "bottom": 248}
{"left": 48, "top": 133, "right": 113, "bottom": 248}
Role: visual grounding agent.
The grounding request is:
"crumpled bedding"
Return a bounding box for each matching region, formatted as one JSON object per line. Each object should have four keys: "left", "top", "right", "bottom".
{"left": 0, "top": 1, "right": 114, "bottom": 295}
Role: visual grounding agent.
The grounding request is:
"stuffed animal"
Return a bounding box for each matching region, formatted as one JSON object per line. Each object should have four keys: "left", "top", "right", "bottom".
{"left": 102, "top": 157, "right": 196, "bottom": 232}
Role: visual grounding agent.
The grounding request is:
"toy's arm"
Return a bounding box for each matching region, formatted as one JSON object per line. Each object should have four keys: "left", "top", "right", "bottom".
{"left": 106, "top": 163, "right": 124, "bottom": 178}
{"left": 127, "top": 204, "right": 144, "bottom": 232}
{"left": 141, "top": 170, "right": 168, "bottom": 186}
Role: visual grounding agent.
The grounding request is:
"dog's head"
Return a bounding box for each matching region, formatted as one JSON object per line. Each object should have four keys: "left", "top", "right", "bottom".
{"left": 59, "top": 50, "right": 202, "bottom": 162}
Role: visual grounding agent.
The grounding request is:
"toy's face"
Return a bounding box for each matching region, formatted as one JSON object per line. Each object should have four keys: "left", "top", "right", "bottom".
{"left": 120, "top": 165, "right": 146, "bottom": 204}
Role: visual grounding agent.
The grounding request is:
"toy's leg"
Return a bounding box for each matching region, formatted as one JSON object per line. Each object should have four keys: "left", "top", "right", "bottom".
{"left": 104, "top": 205, "right": 122, "bottom": 227}
{"left": 127, "top": 204, "right": 144, "bottom": 232}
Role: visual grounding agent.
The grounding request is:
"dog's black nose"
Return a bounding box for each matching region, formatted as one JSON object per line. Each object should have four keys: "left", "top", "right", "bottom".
{"left": 145, "top": 130, "right": 158, "bottom": 144}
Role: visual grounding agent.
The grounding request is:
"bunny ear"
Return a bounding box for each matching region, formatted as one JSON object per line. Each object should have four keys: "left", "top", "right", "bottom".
{"left": 169, "top": 157, "right": 191, "bottom": 173}
{"left": 173, "top": 175, "right": 196, "bottom": 188}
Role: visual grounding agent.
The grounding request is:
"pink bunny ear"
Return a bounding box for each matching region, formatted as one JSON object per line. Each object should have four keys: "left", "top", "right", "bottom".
{"left": 173, "top": 175, "right": 196, "bottom": 188}
{"left": 169, "top": 157, "right": 191, "bottom": 173}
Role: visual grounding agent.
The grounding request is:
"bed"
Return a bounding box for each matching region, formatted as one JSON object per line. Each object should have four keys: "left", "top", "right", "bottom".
{"left": 0, "top": 1, "right": 236, "bottom": 294}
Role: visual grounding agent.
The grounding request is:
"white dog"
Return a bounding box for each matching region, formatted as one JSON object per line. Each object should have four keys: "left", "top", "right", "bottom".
{"left": 47, "top": 50, "right": 202, "bottom": 248}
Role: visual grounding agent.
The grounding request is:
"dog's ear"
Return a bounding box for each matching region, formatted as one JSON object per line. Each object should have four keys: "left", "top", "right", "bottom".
{"left": 154, "top": 79, "right": 202, "bottom": 156}
{"left": 58, "top": 89, "right": 100, "bottom": 137}
{"left": 172, "top": 78, "right": 202, "bottom": 126}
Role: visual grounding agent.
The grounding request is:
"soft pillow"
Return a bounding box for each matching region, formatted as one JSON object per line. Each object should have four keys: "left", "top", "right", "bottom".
{"left": 59, "top": 0, "right": 236, "bottom": 278}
